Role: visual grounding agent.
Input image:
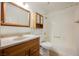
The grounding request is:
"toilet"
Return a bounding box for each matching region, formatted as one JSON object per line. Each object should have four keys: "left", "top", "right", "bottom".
{"left": 40, "top": 41, "right": 52, "bottom": 56}
{"left": 40, "top": 41, "right": 59, "bottom": 56}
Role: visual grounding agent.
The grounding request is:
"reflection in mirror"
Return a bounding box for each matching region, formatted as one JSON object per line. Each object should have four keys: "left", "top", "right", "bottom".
{"left": 1, "top": 2, "right": 30, "bottom": 27}
{"left": 36, "top": 12, "right": 43, "bottom": 28}
{"left": 40, "top": 16, "right": 43, "bottom": 24}
{"left": 36, "top": 14, "right": 40, "bottom": 24}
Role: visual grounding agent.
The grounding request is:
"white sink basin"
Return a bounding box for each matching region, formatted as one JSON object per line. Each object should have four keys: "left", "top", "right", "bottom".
{"left": 13, "top": 35, "right": 36, "bottom": 41}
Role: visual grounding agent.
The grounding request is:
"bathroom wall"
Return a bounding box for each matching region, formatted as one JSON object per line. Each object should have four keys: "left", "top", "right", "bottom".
{"left": 47, "top": 5, "right": 79, "bottom": 55}
{"left": 0, "top": 2, "right": 48, "bottom": 42}
{"left": 73, "top": 5, "right": 79, "bottom": 55}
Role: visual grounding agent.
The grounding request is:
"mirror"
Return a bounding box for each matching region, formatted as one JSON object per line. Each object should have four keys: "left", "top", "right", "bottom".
{"left": 1, "top": 2, "right": 30, "bottom": 27}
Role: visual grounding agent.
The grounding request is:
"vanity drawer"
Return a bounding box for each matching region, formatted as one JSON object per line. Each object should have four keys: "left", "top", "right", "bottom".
{"left": 33, "top": 38, "right": 39, "bottom": 43}
{"left": 3, "top": 49, "right": 26, "bottom": 56}
{"left": 3, "top": 43, "right": 27, "bottom": 52}
{"left": 29, "top": 38, "right": 39, "bottom": 47}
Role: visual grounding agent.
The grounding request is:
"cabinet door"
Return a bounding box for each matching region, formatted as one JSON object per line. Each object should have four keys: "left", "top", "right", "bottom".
{"left": 30, "top": 38, "right": 40, "bottom": 56}
{"left": 30, "top": 46, "right": 39, "bottom": 56}
{"left": 3, "top": 42, "right": 29, "bottom": 56}
{"left": 0, "top": 50, "right": 2, "bottom": 56}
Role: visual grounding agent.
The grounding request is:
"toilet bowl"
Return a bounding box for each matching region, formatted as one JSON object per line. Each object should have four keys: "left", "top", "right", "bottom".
{"left": 40, "top": 41, "right": 52, "bottom": 56}
{"left": 40, "top": 41, "right": 52, "bottom": 49}
{"left": 40, "top": 42, "right": 60, "bottom": 56}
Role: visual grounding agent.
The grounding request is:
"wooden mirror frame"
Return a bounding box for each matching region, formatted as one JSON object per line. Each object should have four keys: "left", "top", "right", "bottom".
{"left": 1, "top": 2, "right": 30, "bottom": 27}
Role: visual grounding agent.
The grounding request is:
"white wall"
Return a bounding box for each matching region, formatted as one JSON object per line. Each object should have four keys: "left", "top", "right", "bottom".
{"left": 73, "top": 5, "right": 79, "bottom": 55}
{"left": 47, "top": 5, "right": 79, "bottom": 55}
{"left": 0, "top": 2, "right": 48, "bottom": 42}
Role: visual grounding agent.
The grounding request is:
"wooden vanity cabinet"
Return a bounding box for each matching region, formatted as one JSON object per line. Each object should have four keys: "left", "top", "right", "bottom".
{"left": 0, "top": 37, "right": 40, "bottom": 56}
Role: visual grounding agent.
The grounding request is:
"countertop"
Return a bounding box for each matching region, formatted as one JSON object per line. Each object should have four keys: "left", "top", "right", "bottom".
{"left": 0, "top": 35, "right": 40, "bottom": 49}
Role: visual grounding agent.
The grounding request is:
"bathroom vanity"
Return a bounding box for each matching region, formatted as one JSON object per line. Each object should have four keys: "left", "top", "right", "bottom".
{"left": 0, "top": 35, "right": 40, "bottom": 56}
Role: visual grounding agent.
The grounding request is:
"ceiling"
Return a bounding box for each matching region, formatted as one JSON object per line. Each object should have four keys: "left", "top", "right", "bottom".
{"left": 25, "top": 2, "right": 79, "bottom": 14}
{"left": 14, "top": 2, "right": 79, "bottom": 14}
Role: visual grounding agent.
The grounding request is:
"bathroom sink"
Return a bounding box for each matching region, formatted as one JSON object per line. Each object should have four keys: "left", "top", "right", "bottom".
{"left": 13, "top": 35, "right": 37, "bottom": 40}
{"left": 0, "top": 35, "right": 39, "bottom": 48}
{"left": 14, "top": 36, "right": 31, "bottom": 41}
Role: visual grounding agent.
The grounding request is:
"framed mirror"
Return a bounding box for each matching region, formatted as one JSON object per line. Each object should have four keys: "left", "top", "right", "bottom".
{"left": 1, "top": 2, "right": 30, "bottom": 27}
